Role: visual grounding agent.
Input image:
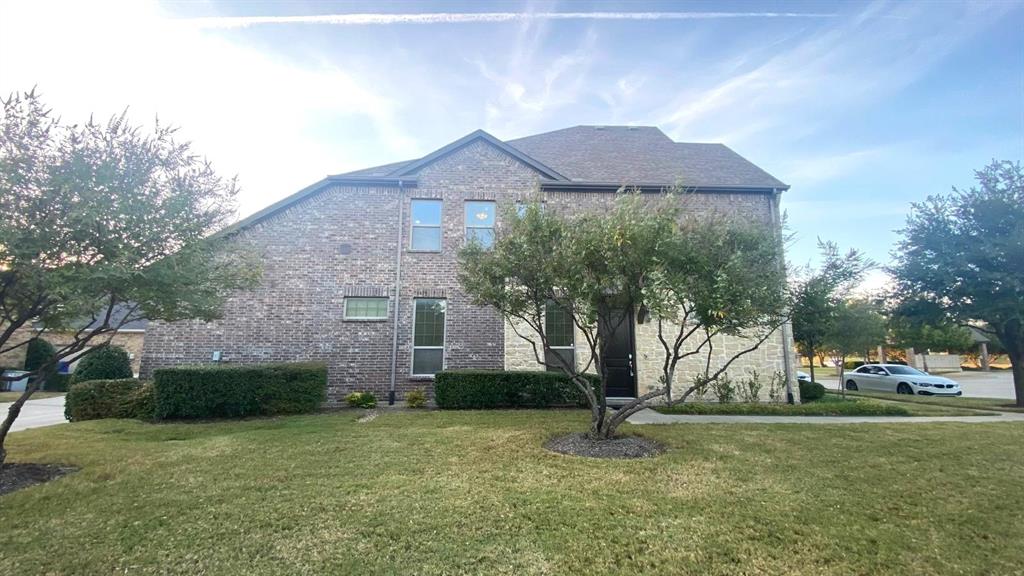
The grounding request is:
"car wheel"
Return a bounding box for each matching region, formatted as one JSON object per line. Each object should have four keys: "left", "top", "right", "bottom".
{"left": 845, "top": 380, "right": 858, "bottom": 391}
{"left": 897, "top": 383, "right": 913, "bottom": 395}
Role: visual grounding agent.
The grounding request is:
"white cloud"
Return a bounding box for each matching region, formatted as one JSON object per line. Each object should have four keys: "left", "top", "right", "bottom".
{"left": 0, "top": 0, "right": 418, "bottom": 218}
{"left": 181, "top": 11, "right": 840, "bottom": 29}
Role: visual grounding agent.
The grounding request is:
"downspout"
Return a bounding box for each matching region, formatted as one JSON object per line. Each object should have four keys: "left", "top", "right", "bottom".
{"left": 388, "top": 180, "right": 405, "bottom": 405}
{"left": 770, "top": 188, "right": 798, "bottom": 404}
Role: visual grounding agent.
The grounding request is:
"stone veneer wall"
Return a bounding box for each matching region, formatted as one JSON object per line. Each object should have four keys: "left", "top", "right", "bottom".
{"left": 502, "top": 189, "right": 794, "bottom": 402}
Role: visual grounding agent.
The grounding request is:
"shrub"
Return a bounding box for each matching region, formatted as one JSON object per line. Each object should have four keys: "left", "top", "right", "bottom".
{"left": 152, "top": 362, "right": 327, "bottom": 420}
{"left": 24, "top": 338, "right": 56, "bottom": 372}
{"left": 65, "top": 378, "right": 153, "bottom": 421}
{"left": 799, "top": 380, "right": 826, "bottom": 402}
{"left": 740, "top": 370, "right": 764, "bottom": 403}
{"left": 434, "top": 370, "right": 601, "bottom": 409}
{"left": 843, "top": 360, "right": 866, "bottom": 370}
{"left": 405, "top": 388, "right": 428, "bottom": 408}
{"left": 44, "top": 373, "right": 70, "bottom": 392}
{"left": 767, "top": 370, "right": 784, "bottom": 403}
{"left": 346, "top": 391, "right": 377, "bottom": 409}
{"left": 70, "top": 345, "right": 133, "bottom": 385}
{"left": 710, "top": 375, "right": 736, "bottom": 404}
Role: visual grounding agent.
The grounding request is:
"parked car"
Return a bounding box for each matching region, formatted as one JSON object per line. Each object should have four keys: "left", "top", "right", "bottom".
{"left": 843, "top": 364, "right": 962, "bottom": 396}
{"left": 796, "top": 370, "right": 812, "bottom": 383}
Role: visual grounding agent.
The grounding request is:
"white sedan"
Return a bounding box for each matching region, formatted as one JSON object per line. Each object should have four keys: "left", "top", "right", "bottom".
{"left": 844, "top": 364, "right": 962, "bottom": 396}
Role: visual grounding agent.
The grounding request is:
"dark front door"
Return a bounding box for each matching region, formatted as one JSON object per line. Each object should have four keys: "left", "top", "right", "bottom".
{"left": 600, "top": 309, "right": 637, "bottom": 398}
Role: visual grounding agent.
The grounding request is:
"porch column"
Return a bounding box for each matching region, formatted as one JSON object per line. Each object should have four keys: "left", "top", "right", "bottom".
{"left": 980, "top": 342, "right": 990, "bottom": 371}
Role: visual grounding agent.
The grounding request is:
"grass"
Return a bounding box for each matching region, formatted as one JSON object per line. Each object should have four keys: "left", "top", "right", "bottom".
{"left": 655, "top": 394, "right": 989, "bottom": 417}
{"left": 0, "top": 391, "right": 64, "bottom": 402}
{"left": 2, "top": 411, "right": 1023, "bottom": 575}
{"left": 842, "top": 390, "right": 1024, "bottom": 413}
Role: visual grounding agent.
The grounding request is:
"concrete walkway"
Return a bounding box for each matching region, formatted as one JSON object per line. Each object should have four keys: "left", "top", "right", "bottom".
{"left": 627, "top": 408, "right": 1024, "bottom": 425}
{"left": 1, "top": 395, "right": 67, "bottom": 432}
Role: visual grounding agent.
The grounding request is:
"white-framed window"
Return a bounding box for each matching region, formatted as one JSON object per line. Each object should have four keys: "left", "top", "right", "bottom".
{"left": 412, "top": 298, "right": 446, "bottom": 376}
{"left": 411, "top": 199, "right": 442, "bottom": 251}
{"left": 544, "top": 300, "right": 574, "bottom": 371}
{"left": 464, "top": 200, "right": 496, "bottom": 249}
{"left": 343, "top": 297, "right": 389, "bottom": 321}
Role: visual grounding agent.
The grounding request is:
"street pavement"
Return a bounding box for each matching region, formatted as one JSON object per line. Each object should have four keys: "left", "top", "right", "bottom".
{"left": 1, "top": 395, "right": 67, "bottom": 432}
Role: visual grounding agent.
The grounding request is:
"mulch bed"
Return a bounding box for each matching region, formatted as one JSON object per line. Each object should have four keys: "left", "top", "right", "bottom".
{"left": 0, "top": 463, "right": 78, "bottom": 496}
{"left": 544, "top": 432, "right": 666, "bottom": 459}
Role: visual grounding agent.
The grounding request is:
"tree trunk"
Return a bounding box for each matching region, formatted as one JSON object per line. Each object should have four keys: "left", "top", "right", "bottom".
{"left": 921, "top": 351, "right": 930, "bottom": 373}
{"left": 808, "top": 349, "right": 816, "bottom": 384}
{"left": 839, "top": 355, "right": 846, "bottom": 399}
{"left": 0, "top": 380, "right": 41, "bottom": 468}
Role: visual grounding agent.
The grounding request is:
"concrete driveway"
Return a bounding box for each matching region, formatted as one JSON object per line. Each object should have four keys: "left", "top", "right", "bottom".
{"left": 1, "top": 395, "right": 67, "bottom": 432}
{"left": 817, "top": 369, "right": 1018, "bottom": 399}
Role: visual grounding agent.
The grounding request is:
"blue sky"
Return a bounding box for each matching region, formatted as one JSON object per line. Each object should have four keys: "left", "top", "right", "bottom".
{"left": 1, "top": 0, "right": 1021, "bottom": 289}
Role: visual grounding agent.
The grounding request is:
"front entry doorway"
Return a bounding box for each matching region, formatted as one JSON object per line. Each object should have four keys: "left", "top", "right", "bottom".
{"left": 599, "top": 309, "right": 637, "bottom": 398}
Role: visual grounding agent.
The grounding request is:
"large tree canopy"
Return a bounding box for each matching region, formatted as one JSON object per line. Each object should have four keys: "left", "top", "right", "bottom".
{"left": 0, "top": 90, "right": 261, "bottom": 464}
{"left": 891, "top": 160, "right": 1024, "bottom": 406}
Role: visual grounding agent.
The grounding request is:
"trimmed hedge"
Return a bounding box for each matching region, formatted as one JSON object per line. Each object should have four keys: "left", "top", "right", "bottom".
{"left": 70, "top": 345, "right": 133, "bottom": 384}
{"left": 24, "top": 338, "right": 56, "bottom": 372}
{"left": 65, "top": 379, "right": 153, "bottom": 421}
{"left": 152, "top": 362, "right": 327, "bottom": 420}
{"left": 434, "top": 370, "right": 601, "bottom": 409}
{"left": 799, "top": 380, "right": 827, "bottom": 402}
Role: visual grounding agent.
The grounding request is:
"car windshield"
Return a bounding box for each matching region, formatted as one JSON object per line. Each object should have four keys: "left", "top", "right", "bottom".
{"left": 885, "top": 366, "right": 926, "bottom": 375}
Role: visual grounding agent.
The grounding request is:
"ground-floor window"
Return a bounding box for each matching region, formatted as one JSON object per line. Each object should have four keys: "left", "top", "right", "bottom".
{"left": 544, "top": 300, "right": 574, "bottom": 372}
{"left": 412, "top": 298, "right": 446, "bottom": 376}
{"left": 343, "top": 297, "right": 389, "bottom": 320}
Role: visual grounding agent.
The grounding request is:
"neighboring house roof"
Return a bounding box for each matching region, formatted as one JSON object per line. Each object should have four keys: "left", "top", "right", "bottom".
{"left": 33, "top": 303, "right": 148, "bottom": 332}
{"left": 968, "top": 326, "right": 991, "bottom": 344}
{"left": 231, "top": 124, "right": 787, "bottom": 235}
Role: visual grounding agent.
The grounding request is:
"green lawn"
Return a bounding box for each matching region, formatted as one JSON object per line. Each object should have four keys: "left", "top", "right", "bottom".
{"left": 842, "top": 390, "right": 1024, "bottom": 413}
{"left": 2, "top": 411, "right": 1023, "bottom": 575}
{"left": 0, "top": 391, "right": 64, "bottom": 402}
{"left": 656, "top": 394, "right": 989, "bottom": 417}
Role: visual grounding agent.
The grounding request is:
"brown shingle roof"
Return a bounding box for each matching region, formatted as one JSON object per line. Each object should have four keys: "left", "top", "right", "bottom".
{"left": 336, "top": 125, "right": 786, "bottom": 190}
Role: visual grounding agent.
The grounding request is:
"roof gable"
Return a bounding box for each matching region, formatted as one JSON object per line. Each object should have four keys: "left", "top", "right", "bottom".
{"left": 388, "top": 129, "right": 568, "bottom": 181}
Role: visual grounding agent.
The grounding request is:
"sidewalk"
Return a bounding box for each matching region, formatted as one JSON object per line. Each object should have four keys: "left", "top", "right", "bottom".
{"left": 1, "top": 395, "right": 68, "bottom": 432}
{"left": 627, "top": 408, "right": 1024, "bottom": 425}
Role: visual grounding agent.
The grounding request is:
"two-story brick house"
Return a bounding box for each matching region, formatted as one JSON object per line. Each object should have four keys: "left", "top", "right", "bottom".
{"left": 141, "top": 125, "right": 797, "bottom": 405}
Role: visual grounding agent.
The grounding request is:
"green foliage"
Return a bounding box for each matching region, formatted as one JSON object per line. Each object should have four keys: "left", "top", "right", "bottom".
{"left": 740, "top": 370, "right": 765, "bottom": 403}
{"left": 791, "top": 241, "right": 874, "bottom": 377}
{"left": 43, "top": 373, "right": 70, "bottom": 392}
{"left": 891, "top": 160, "right": 1024, "bottom": 404}
{"left": 152, "top": 362, "right": 327, "bottom": 420}
{"left": 345, "top": 392, "right": 377, "bottom": 409}
{"left": 888, "top": 299, "right": 974, "bottom": 355}
{"left": 459, "top": 191, "right": 788, "bottom": 435}
{"left": 23, "top": 338, "right": 55, "bottom": 372}
{"left": 70, "top": 345, "right": 133, "bottom": 384}
{"left": 405, "top": 388, "right": 428, "bottom": 409}
{"left": 825, "top": 300, "right": 888, "bottom": 360}
{"left": 65, "top": 379, "right": 153, "bottom": 421}
{"left": 799, "top": 380, "right": 826, "bottom": 402}
{"left": 656, "top": 397, "right": 909, "bottom": 416}
{"left": 710, "top": 375, "right": 737, "bottom": 404}
{"left": 434, "top": 370, "right": 600, "bottom": 409}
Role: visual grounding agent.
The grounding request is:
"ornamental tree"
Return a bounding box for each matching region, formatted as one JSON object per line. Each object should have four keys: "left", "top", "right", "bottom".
{"left": 459, "top": 191, "right": 788, "bottom": 440}
{"left": 0, "top": 90, "right": 261, "bottom": 465}
{"left": 790, "top": 240, "right": 873, "bottom": 383}
{"left": 891, "top": 160, "right": 1024, "bottom": 406}
{"left": 824, "top": 299, "right": 888, "bottom": 396}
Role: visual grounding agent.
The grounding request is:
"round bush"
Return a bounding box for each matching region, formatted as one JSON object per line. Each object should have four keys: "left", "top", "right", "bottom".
{"left": 799, "top": 380, "right": 826, "bottom": 402}
{"left": 70, "top": 345, "right": 133, "bottom": 385}
{"left": 24, "top": 338, "right": 56, "bottom": 372}
{"left": 346, "top": 391, "right": 377, "bottom": 409}
{"left": 405, "top": 388, "right": 428, "bottom": 408}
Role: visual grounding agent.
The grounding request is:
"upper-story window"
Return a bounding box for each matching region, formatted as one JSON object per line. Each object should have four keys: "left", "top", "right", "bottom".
{"left": 411, "top": 199, "right": 442, "bottom": 251}
{"left": 464, "top": 201, "right": 495, "bottom": 249}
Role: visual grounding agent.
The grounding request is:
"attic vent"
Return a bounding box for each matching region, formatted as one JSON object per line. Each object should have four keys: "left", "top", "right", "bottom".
{"left": 627, "top": 126, "right": 639, "bottom": 131}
